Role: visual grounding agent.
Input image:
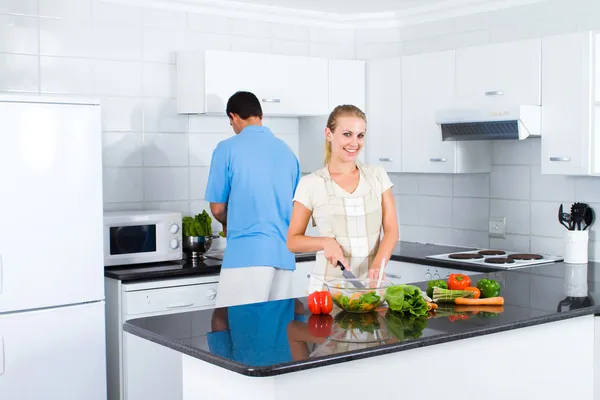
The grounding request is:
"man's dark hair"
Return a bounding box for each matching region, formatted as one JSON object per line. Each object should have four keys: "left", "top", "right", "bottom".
{"left": 226, "top": 91, "right": 263, "bottom": 120}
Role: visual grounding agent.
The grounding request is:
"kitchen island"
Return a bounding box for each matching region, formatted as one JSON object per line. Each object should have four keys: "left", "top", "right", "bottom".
{"left": 124, "top": 259, "right": 600, "bottom": 400}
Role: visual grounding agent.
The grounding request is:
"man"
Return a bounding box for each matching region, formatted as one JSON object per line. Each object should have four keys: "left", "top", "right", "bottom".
{"left": 205, "top": 91, "right": 300, "bottom": 307}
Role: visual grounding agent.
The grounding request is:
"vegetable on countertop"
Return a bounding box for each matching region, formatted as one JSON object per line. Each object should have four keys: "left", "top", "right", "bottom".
{"left": 455, "top": 297, "right": 504, "bottom": 306}
{"left": 432, "top": 287, "right": 474, "bottom": 303}
{"left": 448, "top": 273, "right": 471, "bottom": 290}
{"left": 384, "top": 285, "right": 428, "bottom": 317}
{"left": 308, "top": 314, "right": 333, "bottom": 337}
{"left": 463, "top": 287, "right": 481, "bottom": 299}
{"left": 332, "top": 291, "right": 381, "bottom": 313}
{"left": 308, "top": 291, "right": 333, "bottom": 315}
{"left": 182, "top": 210, "right": 213, "bottom": 237}
{"left": 426, "top": 279, "right": 448, "bottom": 297}
{"left": 476, "top": 279, "right": 501, "bottom": 298}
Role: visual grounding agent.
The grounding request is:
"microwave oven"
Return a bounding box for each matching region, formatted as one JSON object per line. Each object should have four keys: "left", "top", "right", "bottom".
{"left": 103, "top": 210, "right": 183, "bottom": 266}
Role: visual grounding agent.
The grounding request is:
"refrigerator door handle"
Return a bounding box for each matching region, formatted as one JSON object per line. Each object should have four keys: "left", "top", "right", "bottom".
{"left": 0, "top": 336, "right": 4, "bottom": 376}
{"left": 0, "top": 254, "right": 3, "bottom": 294}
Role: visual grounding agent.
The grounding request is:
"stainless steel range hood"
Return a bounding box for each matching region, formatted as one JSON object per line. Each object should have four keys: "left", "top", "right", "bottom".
{"left": 434, "top": 105, "right": 541, "bottom": 141}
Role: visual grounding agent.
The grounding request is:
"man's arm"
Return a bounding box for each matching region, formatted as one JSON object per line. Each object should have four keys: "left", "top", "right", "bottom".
{"left": 210, "top": 202, "right": 227, "bottom": 227}
{"left": 205, "top": 142, "right": 231, "bottom": 233}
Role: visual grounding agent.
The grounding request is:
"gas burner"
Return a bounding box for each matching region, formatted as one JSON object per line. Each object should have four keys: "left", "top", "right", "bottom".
{"left": 478, "top": 250, "right": 506, "bottom": 256}
{"left": 484, "top": 257, "right": 516, "bottom": 264}
{"left": 448, "top": 253, "right": 484, "bottom": 260}
{"left": 508, "top": 253, "right": 544, "bottom": 260}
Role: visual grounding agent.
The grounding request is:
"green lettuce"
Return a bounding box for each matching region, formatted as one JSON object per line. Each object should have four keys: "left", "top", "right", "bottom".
{"left": 384, "top": 284, "right": 428, "bottom": 317}
{"left": 385, "top": 310, "right": 428, "bottom": 341}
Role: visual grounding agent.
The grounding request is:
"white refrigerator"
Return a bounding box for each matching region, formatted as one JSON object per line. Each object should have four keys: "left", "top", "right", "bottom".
{"left": 0, "top": 95, "right": 107, "bottom": 399}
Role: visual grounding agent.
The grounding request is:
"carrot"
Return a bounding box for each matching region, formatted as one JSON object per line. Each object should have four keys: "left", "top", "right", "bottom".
{"left": 455, "top": 297, "right": 504, "bottom": 306}
{"left": 426, "top": 302, "right": 438, "bottom": 311}
{"left": 454, "top": 305, "right": 505, "bottom": 313}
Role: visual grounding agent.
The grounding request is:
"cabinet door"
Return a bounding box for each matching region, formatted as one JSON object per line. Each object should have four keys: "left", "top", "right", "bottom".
{"left": 541, "top": 32, "right": 593, "bottom": 175}
{"left": 292, "top": 261, "right": 315, "bottom": 298}
{"left": 205, "top": 51, "right": 328, "bottom": 116}
{"left": 402, "top": 50, "right": 456, "bottom": 173}
{"left": 455, "top": 39, "right": 541, "bottom": 107}
{"left": 366, "top": 58, "right": 402, "bottom": 172}
{"left": 328, "top": 60, "right": 366, "bottom": 111}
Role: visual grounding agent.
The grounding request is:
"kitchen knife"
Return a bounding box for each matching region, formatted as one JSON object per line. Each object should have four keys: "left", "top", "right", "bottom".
{"left": 336, "top": 261, "right": 365, "bottom": 289}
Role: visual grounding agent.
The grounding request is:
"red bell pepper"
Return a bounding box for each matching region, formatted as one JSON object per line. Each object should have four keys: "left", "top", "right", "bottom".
{"left": 308, "top": 291, "right": 333, "bottom": 315}
{"left": 308, "top": 314, "right": 333, "bottom": 337}
{"left": 448, "top": 273, "right": 472, "bottom": 290}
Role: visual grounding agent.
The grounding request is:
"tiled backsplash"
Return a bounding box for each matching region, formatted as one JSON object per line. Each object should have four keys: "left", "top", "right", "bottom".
{"left": 2, "top": 0, "right": 600, "bottom": 258}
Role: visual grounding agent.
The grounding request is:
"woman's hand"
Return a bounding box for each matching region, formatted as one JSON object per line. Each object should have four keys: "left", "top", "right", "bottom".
{"left": 322, "top": 238, "right": 348, "bottom": 269}
{"left": 368, "top": 258, "right": 387, "bottom": 281}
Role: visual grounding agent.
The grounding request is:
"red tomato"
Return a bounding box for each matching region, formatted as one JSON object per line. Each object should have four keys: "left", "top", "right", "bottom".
{"left": 307, "top": 291, "right": 333, "bottom": 315}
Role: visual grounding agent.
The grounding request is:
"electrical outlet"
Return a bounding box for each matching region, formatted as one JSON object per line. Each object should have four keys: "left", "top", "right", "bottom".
{"left": 489, "top": 217, "right": 506, "bottom": 239}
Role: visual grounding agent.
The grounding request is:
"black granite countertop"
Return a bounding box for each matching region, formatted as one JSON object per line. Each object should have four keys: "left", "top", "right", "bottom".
{"left": 104, "top": 257, "right": 222, "bottom": 282}
{"left": 124, "top": 259, "right": 600, "bottom": 377}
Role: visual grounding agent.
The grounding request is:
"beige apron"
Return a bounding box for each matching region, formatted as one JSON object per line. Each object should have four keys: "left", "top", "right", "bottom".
{"left": 308, "top": 163, "right": 383, "bottom": 293}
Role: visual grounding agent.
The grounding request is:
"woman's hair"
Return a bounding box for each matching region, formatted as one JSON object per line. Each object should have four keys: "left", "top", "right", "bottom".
{"left": 324, "top": 104, "right": 367, "bottom": 165}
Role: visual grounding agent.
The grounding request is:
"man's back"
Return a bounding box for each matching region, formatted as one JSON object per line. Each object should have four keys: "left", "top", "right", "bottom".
{"left": 205, "top": 124, "right": 299, "bottom": 270}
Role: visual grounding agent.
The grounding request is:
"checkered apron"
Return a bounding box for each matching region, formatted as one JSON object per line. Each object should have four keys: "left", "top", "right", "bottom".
{"left": 308, "top": 163, "right": 383, "bottom": 293}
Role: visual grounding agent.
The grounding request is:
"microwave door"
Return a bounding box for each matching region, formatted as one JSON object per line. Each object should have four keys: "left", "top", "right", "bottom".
{"left": 110, "top": 225, "right": 157, "bottom": 256}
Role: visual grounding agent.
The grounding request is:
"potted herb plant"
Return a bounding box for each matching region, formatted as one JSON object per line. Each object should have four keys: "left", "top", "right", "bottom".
{"left": 182, "top": 210, "right": 220, "bottom": 259}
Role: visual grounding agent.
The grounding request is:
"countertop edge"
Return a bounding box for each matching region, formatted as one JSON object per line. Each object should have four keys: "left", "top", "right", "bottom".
{"left": 123, "top": 306, "right": 599, "bottom": 377}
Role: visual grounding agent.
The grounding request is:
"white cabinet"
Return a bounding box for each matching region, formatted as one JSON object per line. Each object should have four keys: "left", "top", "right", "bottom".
{"left": 328, "top": 59, "right": 366, "bottom": 111}
{"left": 177, "top": 50, "right": 328, "bottom": 116}
{"left": 366, "top": 57, "right": 402, "bottom": 172}
{"left": 292, "top": 261, "right": 315, "bottom": 298}
{"left": 541, "top": 31, "right": 598, "bottom": 175}
{"left": 455, "top": 38, "right": 542, "bottom": 108}
{"left": 401, "top": 50, "right": 492, "bottom": 174}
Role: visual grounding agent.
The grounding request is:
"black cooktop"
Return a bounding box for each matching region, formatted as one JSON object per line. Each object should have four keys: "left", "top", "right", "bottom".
{"left": 104, "top": 257, "right": 222, "bottom": 282}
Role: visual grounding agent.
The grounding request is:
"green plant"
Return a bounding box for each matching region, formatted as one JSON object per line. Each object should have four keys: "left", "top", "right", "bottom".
{"left": 182, "top": 210, "right": 212, "bottom": 237}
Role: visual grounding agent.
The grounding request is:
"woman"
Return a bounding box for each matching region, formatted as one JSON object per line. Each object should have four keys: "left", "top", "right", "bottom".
{"left": 287, "top": 105, "right": 399, "bottom": 293}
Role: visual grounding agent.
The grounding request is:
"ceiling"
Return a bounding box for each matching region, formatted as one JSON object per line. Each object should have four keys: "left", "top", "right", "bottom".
{"left": 222, "top": 0, "right": 455, "bottom": 15}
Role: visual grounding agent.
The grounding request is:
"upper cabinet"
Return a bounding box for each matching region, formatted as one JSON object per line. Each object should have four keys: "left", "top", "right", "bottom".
{"left": 541, "top": 31, "right": 598, "bottom": 176}
{"left": 328, "top": 60, "right": 366, "bottom": 111}
{"left": 455, "top": 38, "right": 542, "bottom": 108}
{"left": 365, "top": 57, "right": 403, "bottom": 173}
{"left": 176, "top": 50, "right": 364, "bottom": 117}
{"left": 401, "top": 50, "right": 491, "bottom": 174}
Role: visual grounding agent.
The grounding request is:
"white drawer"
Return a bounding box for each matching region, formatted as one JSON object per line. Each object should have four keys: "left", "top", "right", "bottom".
{"left": 124, "top": 283, "right": 218, "bottom": 316}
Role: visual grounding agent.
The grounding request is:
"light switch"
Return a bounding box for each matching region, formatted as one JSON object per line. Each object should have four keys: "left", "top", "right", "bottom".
{"left": 489, "top": 216, "right": 506, "bottom": 239}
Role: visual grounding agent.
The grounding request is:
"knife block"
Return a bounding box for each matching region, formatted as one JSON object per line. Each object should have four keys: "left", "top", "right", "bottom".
{"left": 564, "top": 230, "right": 589, "bottom": 264}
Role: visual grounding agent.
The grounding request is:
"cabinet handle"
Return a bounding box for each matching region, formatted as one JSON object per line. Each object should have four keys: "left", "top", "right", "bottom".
{"left": 379, "top": 157, "right": 392, "bottom": 162}
{"left": 0, "top": 336, "right": 5, "bottom": 376}
{"left": 206, "top": 290, "right": 217, "bottom": 300}
{"left": 385, "top": 272, "right": 401, "bottom": 279}
{"left": 430, "top": 158, "right": 447, "bottom": 162}
{"left": 166, "top": 303, "right": 194, "bottom": 309}
{"left": 549, "top": 157, "right": 571, "bottom": 162}
{"left": 485, "top": 91, "right": 504, "bottom": 96}
{"left": 261, "top": 98, "right": 281, "bottom": 103}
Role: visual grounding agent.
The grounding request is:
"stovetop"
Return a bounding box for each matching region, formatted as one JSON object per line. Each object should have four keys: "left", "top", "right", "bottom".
{"left": 104, "top": 256, "right": 222, "bottom": 282}
{"left": 426, "top": 249, "right": 563, "bottom": 270}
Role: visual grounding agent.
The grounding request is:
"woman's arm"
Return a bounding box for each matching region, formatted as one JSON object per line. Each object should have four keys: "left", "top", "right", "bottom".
{"left": 287, "top": 202, "right": 348, "bottom": 268}
{"left": 369, "top": 188, "right": 399, "bottom": 280}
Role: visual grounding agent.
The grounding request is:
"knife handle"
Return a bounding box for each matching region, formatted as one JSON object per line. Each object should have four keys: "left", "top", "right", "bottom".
{"left": 337, "top": 260, "right": 345, "bottom": 270}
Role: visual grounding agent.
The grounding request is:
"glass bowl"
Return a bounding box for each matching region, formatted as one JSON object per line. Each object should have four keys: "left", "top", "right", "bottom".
{"left": 329, "top": 311, "right": 391, "bottom": 343}
{"left": 323, "top": 278, "right": 393, "bottom": 313}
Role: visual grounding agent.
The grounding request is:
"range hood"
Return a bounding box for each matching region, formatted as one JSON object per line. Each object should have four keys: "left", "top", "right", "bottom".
{"left": 434, "top": 105, "right": 541, "bottom": 141}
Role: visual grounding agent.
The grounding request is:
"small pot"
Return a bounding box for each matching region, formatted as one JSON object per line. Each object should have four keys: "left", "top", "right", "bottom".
{"left": 183, "top": 235, "right": 214, "bottom": 259}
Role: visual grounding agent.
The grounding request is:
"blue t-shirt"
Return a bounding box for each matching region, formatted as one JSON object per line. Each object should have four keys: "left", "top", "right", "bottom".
{"left": 205, "top": 125, "right": 300, "bottom": 270}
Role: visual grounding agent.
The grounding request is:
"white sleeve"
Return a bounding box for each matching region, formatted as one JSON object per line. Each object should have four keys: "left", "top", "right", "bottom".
{"left": 376, "top": 166, "right": 394, "bottom": 194}
{"left": 293, "top": 175, "right": 315, "bottom": 211}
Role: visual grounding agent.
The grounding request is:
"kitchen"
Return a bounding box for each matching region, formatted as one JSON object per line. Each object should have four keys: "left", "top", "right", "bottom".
{"left": 2, "top": 0, "right": 600, "bottom": 399}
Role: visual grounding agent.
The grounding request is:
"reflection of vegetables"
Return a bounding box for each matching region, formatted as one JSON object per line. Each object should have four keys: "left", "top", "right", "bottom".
{"left": 476, "top": 279, "right": 501, "bottom": 298}
{"left": 464, "top": 287, "right": 481, "bottom": 299}
{"left": 448, "top": 274, "right": 471, "bottom": 290}
{"left": 308, "top": 314, "right": 333, "bottom": 337}
{"left": 477, "top": 311, "right": 501, "bottom": 318}
{"left": 334, "top": 311, "right": 380, "bottom": 333}
{"left": 455, "top": 297, "right": 504, "bottom": 306}
{"left": 182, "top": 210, "right": 213, "bottom": 237}
{"left": 426, "top": 280, "right": 448, "bottom": 297}
{"left": 385, "top": 310, "right": 427, "bottom": 340}
{"left": 432, "top": 287, "right": 474, "bottom": 303}
{"left": 308, "top": 291, "right": 333, "bottom": 315}
{"left": 455, "top": 305, "right": 504, "bottom": 314}
{"left": 448, "top": 314, "right": 470, "bottom": 322}
{"left": 384, "top": 285, "right": 428, "bottom": 317}
{"left": 332, "top": 291, "right": 381, "bottom": 313}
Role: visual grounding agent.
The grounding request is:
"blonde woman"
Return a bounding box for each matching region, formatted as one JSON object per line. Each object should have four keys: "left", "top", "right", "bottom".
{"left": 287, "top": 105, "right": 399, "bottom": 293}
